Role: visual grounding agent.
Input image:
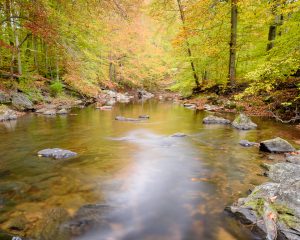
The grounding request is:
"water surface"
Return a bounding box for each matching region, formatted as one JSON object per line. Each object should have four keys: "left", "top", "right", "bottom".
{"left": 0, "top": 101, "right": 299, "bottom": 239}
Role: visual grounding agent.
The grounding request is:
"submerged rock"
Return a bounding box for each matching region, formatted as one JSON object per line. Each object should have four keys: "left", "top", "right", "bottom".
{"left": 226, "top": 162, "right": 300, "bottom": 240}
{"left": 203, "top": 115, "right": 230, "bottom": 125}
{"left": 65, "top": 204, "right": 111, "bottom": 236}
{"left": 239, "top": 140, "right": 258, "bottom": 147}
{"left": 170, "top": 133, "right": 187, "bottom": 138}
{"left": 115, "top": 116, "right": 141, "bottom": 122}
{"left": 260, "top": 137, "right": 296, "bottom": 153}
{"left": 38, "top": 148, "right": 77, "bottom": 159}
{"left": 11, "top": 93, "right": 34, "bottom": 111}
{"left": 232, "top": 113, "right": 257, "bottom": 130}
{"left": 34, "top": 208, "right": 71, "bottom": 240}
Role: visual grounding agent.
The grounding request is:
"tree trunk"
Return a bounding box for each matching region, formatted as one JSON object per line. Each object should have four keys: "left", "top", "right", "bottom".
{"left": 15, "top": 32, "right": 22, "bottom": 75}
{"left": 33, "top": 35, "right": 38, "bottom": 70}
{"left": 109, "top": 62, "right": 116, "bottom": 82}
{"left": 267, "top": 2, "right": 283, "bottom": 51}
{"left": 5, "top": 0, "right": 15, "bottom": 79}
{"left": 228, "top": 0, "right": 238, "bottom": 86}
{"left": 176, "top": 0, "right": 200, "bottom": 88}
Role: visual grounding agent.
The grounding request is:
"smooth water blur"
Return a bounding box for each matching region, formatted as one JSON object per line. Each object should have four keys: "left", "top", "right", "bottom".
{"left": 0, "top": 101, "right": 299, "bottom": 240}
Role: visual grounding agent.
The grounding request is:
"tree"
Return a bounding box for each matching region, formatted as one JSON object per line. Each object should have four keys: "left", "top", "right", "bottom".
{"left": 228, "top": 0, "right": 238, "bottom": 86}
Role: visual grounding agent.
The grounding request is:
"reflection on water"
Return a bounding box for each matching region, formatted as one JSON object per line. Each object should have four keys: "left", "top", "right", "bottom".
{"left": 0, "top": 100, "right": 299, "bottom": 240}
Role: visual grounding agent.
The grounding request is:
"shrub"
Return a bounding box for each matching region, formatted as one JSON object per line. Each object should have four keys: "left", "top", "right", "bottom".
{"left": 50, "top": 81, "right": 64, "bottom": 97}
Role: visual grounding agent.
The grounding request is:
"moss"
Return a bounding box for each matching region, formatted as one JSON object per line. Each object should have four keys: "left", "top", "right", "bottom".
{"left": 245, "top": 199, "right": 298, "bottom": 228}
{"left": 272, "top": 203, "right": 298, "bottom": 228}
{"left": 244, "top": 198, "right": 265, "bottom": 216}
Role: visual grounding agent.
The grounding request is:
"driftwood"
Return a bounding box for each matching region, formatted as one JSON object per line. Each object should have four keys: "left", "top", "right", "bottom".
{"left": 268, "top": 105, "right": 300, "bottom": 123}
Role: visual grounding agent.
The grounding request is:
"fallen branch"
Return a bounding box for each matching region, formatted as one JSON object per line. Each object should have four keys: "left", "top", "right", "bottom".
{"left": 268, "top": 105, "right": 300, "bottom": 123}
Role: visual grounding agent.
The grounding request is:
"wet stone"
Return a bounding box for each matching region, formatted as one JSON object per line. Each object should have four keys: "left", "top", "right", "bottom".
{"left": 0, "top": 110, "right": 17, "bottom": 122}
{"left": 286, "top": 155, "right": 300, "bottom": 165}
{"left": 260, "top": 137, "right": 296, "bottom": 153}
{"left": 139, "top": 115, "right": 150, "bottom": 119}
{"left": 239, "top": 140, "right": 257, "bottom": 147}
{"left": 11, "top": 93, "right": 34, "bottom": 111}
{"left": 115, "top": 116, "right": 141, "bottom": 122}
{"left": 183, "top": 103, "right": 196, "bottom": 110}
{"left": 203, "top": 115, "right": 231, "bottom": 125}
{"left": 57, "top": 109, "right": 68, "bottom": 115}
{"left": 226, "top": 162, "right": 300, "bottom": 240}
{"left": 170, "top": 133, "right": 187, "bottom": 138}
{"left": 38, "top": 148, "right": 77, "bottom": 159}
{"left": 232, "top": 113, "right": 257, "bottom": 130}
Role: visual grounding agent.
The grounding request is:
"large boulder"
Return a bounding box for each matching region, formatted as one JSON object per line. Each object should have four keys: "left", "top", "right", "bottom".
{"left": 203, "top": 115, "right": 231, "bottom": 125}
{"left": 260, "top": 137, "right": 296, "bottom": 153}
{"left": 232, "top": 113, "right": 257, "bottom": 130}
{"left": 0, "top": 91, "right": 10, "bottom": 104}
{"left": 38, "top": 148, "right": 77, "bottom": 159}
{"left": 11, "top": 93, "right": 34, "bottom": 111}
{"left": 226, "top": 162, "right": 300, "bottom": 240}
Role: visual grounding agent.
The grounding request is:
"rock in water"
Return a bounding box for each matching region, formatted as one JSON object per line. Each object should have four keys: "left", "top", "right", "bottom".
{"left": 170, "top": 133, "right": 187, "bottom": 138}
{"left": 260, "top": 137, "right": 296, "bottom": 153}
{"left": 239, "top": 140, "right": 257, "bottom": 147}
{"left": 38, "top": 148, "right": 77, "bottom": 159}
{"left": 183, "top": 103, "right": 197, "bottom": 110}
{"left": 115, "top": 116, "right": 141, "bottom": 122}
{"left": 0, "top": 110, "right": 17, "bottom": 122}
{"left": 139, "top": 115, "right": 150, "bottom": 119}
{"left": 137, "top": 90, "right": 154, "bottom": 100}
{"left": 57, "top": 109, "right": 68, "bottom": 115}
{"left": 11, "top": 93, "right": 34, "bottom": 111}
{"left": 43, "top": 109, "right": 57, "bottom": 115}
{"left": 203, "top": 115, "right": 231, "bottom": 124}
{"left": 226, "top": 162, "right": 300, "bottom": 240}
{"left": 232, "top": 113, "right": 257, "bottom": 130}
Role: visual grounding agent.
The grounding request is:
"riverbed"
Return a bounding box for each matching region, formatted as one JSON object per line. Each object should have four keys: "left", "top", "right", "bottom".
{"left": 0, "top": 100, "right": 299, "bottom": 240}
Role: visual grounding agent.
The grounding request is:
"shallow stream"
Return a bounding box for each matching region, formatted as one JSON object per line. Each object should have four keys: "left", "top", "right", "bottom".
{"left": 0, "top": 101, "right": 299, "bottom": 240}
